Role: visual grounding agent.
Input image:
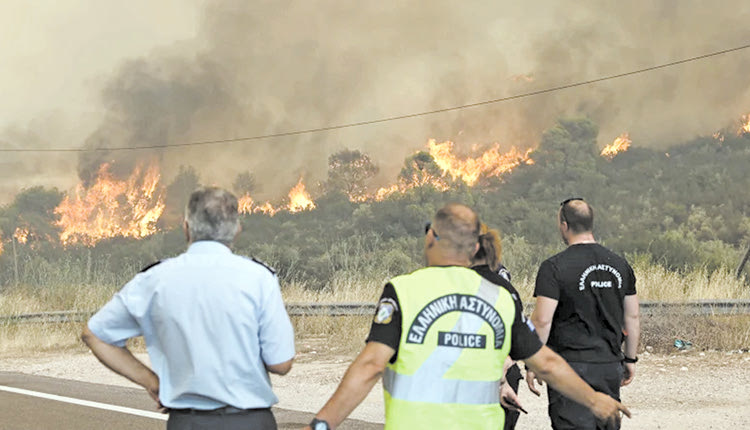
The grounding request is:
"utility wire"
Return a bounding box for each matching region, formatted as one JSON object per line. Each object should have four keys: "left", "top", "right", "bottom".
{"left": 2, "top": 42, "right": 749, "bottom": 153}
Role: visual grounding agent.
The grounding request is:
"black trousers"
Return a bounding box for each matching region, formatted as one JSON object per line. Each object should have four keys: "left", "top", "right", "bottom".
{"left": 501, "top": 363, "right": 523, "bottom": 430}
{"left": 547, "top": 361, "right": 623, "bottom": 430}
{"left": 167, "top": 407, "right": 277, "bottom": 430}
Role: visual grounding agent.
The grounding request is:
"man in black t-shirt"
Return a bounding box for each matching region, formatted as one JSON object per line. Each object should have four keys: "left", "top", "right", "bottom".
{"left": 527, "top": 198, "right": 640, "bottom": 430}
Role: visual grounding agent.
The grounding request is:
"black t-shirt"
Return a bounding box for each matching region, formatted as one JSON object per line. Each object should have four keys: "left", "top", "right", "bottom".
{"left": 472, "top": 264, "right": 523, "bottom": 321}
{"left": 472, "top": 264, "right": 530, "bottom": 388}
{"left": 367, "top": 271, "right": 542, "bottom": 363}
{"left": 534, "top": 243, "right": 636, "bottom": 363}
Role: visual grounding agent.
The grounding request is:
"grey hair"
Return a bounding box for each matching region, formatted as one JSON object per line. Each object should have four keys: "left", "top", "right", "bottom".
{"left": 185, "top": 187, "right": 240, "bottom": 244}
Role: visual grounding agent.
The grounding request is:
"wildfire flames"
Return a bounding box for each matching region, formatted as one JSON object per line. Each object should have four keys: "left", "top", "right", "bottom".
{"left": 238, "top": 177, "right": 316, "bottom": 216}
{"left": 13, "top": 227, "right": 29, "bottom": 244}
{"left": 237, "top": 194, "right": 254, "bottom": 214}
{"left": 347, "top": 140, "right": 534, "bottom": 202}
{"left": 740, "top": 114, "right": 750, "bottom": 135}
{"left": 54, "top": 162, "right": 165, "bottom": 246}
{"left": 428, "top": 139, "right": 534, "bottom": 186}
{"left": 288, "top": 178, "right": 316, "bottom": 212}
{"left": 371, "top": 166, "right": 451, "bottom": 201}
{"left": 601, "top": 133, "right": 632, "bottom": 160}
{"left": 11, "top": 132, "right": 639, "bottom": 249}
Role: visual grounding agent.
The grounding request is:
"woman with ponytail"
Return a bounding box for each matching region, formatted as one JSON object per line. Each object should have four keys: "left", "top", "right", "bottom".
{"left": 471, "top": 223, "right": 526, "bottom": 430}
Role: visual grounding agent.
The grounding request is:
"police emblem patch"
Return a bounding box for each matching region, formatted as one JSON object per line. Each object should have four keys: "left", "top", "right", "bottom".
{"left": 374, "top": 298, "right": 398, "bottom": 324}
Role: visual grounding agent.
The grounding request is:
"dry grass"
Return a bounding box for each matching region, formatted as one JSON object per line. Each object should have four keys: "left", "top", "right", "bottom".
{"left": 292, "top": 316, "right": 372, "bottom": 359}
{"left": 0, "top": 283, "right": 117, "bottom": 315}
{"left": 281, "top": 270, "right": 386, "bottom": 303}
{"left": 632, "top": 264, "right": 749, "bottom": 301}
{"left": 508, "top": 264, "right": 750, "bottom": 304}
{"left": 1, "top": 263, "right": 749, "bottom": 358}
{"left": 642, "top": 313, "right": 750, "bottom": 353}
{"left": 0, "top": 322, "right": 88, "bottom": 356}
{"left": 283, "top": 278, "right": 383, "bottom": 358}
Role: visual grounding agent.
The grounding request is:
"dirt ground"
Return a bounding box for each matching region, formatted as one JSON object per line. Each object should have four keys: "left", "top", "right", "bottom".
{"left": 1, "top": 344, "right": 749, "bottom": 429}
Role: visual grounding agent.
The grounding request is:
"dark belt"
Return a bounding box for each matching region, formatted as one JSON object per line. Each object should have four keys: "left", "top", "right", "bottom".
{"left": 170, "top": 406, "right": 270, "bottom": 415}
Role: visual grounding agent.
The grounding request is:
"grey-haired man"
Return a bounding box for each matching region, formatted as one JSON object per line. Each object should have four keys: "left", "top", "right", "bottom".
{"left": 82, "top": 186, "right": 295, "bottom": 430}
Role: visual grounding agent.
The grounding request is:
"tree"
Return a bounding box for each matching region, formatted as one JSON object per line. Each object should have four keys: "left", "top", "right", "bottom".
{"left": 533, "top": 117, "right": 600, "bottom": 175}
{"left": 511, "top": 118, "right": 607, "bottom": 202}
{"left": 160, "top": 165, "right": 201, "bottom": 227}
{"left": 0, "top": 186, "right": 64, "bottom": 242}
{"left": 233, "top": 171, "right": 257, "bottom": 196}
{"left": 0, "top": 186, "right": 63, "bottom": 287}
{"left": 324, "top": 149, "right": 379, "bottom": 200}
{"left": 398, "top": 151, "right": 448, "bottom": 189}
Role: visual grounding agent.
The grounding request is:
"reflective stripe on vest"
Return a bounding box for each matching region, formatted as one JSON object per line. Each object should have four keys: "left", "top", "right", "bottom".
{"left": 383, "top": 368, "right": 501, "bottom": 404}
{"left": 384, "top": 274, "right": 505, "bottom": 405}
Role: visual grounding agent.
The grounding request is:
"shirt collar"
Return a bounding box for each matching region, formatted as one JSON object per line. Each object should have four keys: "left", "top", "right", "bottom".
{"left": 186, "top": 240, "right": 233, "bottom": 254}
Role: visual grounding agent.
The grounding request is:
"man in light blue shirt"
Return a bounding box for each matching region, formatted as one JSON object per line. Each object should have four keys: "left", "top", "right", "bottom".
{"left": 82, "top": 186, "right": 295, "bottom": 429}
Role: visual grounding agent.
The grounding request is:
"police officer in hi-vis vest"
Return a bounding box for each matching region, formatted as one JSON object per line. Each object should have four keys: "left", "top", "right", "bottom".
{"left": 303, "top": 204, "right": 630, "bottom": 430}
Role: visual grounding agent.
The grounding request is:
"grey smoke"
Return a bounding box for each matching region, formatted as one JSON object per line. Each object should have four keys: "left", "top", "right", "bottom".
{"left": 14, "top": 1, "right": 750, "bottom": 198}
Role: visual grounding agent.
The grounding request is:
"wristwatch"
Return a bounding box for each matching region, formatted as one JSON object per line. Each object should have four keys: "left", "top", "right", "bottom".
{"left": 623, "top": 355, "right": 638, "bottom": 363}
{"left": 310, "top": 418, "right": 330, "bottom": 430}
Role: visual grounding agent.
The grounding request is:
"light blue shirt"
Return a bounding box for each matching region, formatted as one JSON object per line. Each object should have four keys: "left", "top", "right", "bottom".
{"left": 88, "top": 241, "right": 295, "bottom": 410}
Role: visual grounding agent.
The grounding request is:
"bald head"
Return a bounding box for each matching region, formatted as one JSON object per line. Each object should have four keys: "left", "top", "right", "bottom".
{"left": 432, "top": 203, "right": 481, "bottom": 260}
{"left": 559, "top": 199, "right": 594, "bottom": 234}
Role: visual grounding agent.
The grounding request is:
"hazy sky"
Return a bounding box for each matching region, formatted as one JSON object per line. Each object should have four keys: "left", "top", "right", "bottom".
{"left": 1, "top": 1, "right": 749, "bottom": 202}
{"left": 0, "top": 0, "right": 204, "bottom": 199}
{"left": 0, "top": 0, "right": 202, "bottom": 129}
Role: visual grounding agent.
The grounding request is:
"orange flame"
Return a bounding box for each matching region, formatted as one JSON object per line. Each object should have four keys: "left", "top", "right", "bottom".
{"left": 713, "top": 131, "right": 725, "bottom": 142}
{"left": 254, "top": 201, "right": 279, "bottom": 216}
{"left": 428, "top": 140, "right": 534, "bottom": 186}
{"left": 287, "top": 177, "right": 316, "bottom": 213}
{"left": 237, "top": 178, "right": 315, "bottom": 216}
{"left": 13, "top": 227, "right": 29, "bottom": 244}
{"left": 372, "top": 184, "right": 401, "bottom": 201}
{"left": 54, "top": 162, "right": 165, "bottom": 246}
{"left": 238, "top": 194, "right": 254, "bottom": 214}
{"left": 601, "top": 133, "right": 631, "bottom": 160}
{"left": 740, "top": 114, "right": 750, "bottom": 135}
{"left": 354, "top": 140, "right": 534, "bottom": 202}
{"left": 0, "top": 233, "right": 4, "bottom": 256}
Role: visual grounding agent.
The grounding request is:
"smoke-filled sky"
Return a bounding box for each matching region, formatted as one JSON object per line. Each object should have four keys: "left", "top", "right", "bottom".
{"left": 2, "top": 0, "right": 750, "bottom": 202}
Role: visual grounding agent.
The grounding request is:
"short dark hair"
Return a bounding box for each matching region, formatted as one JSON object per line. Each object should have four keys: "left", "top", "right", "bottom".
{"left": 433, "top": 203, "right": 480, "bottom": 258}
{"left": 559, "top": 199, "right": 594, "bottom": 233}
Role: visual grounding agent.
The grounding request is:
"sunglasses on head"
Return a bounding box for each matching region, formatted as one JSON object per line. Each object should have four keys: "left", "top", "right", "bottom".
{"left": 424, "top": 222, "right": 439, "bottom": 240}
{"left": 560, "top": 197, "right": 584, "bottom": 207}
{"left": 559, "top": 197, "right": 584, "bottom": 223}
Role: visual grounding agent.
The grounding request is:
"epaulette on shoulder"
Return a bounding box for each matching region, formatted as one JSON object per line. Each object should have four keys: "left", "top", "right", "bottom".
{"left": 251, "top": 257, "right": 276, "bottom": 275}
{"left": 139, "top": 260, "right": 162, "bottom": 273}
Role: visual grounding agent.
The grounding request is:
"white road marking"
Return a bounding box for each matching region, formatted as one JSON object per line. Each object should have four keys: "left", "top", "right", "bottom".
{"left": 0, "top": 384, "right": 168, "bottom": 421}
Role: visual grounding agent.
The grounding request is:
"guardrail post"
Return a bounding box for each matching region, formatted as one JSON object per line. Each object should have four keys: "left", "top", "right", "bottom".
{"left": 737, "top": 244, "right": 750, "bottom": 280}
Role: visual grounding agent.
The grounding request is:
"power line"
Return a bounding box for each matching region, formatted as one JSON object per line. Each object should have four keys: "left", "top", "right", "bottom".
{"left": 2, "top": 42, "right": 749, "bottom": 154}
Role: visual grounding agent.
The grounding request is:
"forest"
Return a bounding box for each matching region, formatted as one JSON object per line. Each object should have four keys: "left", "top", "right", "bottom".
{"left": 1, "top": 117, "right": 749, "bottom": 291}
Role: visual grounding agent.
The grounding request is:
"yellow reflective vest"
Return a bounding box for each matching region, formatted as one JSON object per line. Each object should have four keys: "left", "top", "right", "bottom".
{"left": 383, "top": 266, "right": 517, "bottom": 430}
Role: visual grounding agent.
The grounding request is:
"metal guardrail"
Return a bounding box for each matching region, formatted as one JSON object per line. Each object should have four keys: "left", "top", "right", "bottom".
{"left": 637, "top": 299, "right": 750, "bottom": 316}
{"left": 1, "top": 300, "right": 749, "bottom": 325}
{"left": 0, "top": 303, "right": 377, "bottom": 324}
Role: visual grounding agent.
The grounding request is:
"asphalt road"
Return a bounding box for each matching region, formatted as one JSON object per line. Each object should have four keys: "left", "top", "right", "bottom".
{"left": 0, "top": 372, "right": 382, "bottom": 430}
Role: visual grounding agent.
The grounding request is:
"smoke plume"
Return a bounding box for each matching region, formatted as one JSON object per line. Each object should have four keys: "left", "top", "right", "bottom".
{"left": 8, "top": 0, "right": 750, "bottom": 199}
